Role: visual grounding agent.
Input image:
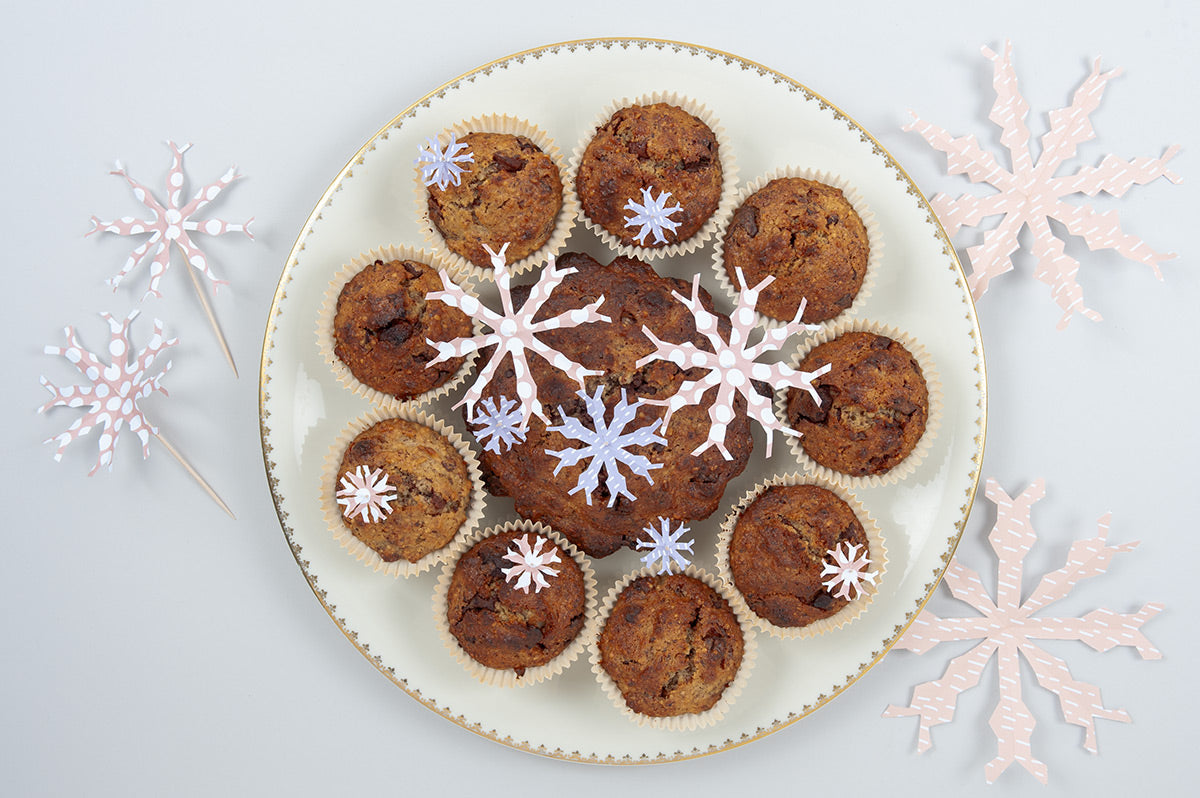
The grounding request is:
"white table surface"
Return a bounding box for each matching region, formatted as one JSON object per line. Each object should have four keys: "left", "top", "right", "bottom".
{"left": 3, "top": 2, "right": 1195, "bottom": 795}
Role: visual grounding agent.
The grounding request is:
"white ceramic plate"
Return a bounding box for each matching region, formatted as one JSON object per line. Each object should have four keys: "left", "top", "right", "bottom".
{"left": 259, "top": 38, "right": 986, "bottom": 763}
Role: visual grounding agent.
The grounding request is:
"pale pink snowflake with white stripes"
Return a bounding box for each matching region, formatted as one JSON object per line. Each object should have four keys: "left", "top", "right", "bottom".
{"left": 336, "top": 465, "right": 397, "bottom": 523}
{"left": 88, "top": 141, "right": 254, "bottom": 300}
{"left": 38, "top": 311, "right": 177, "bottom": 475}
{"left": 502, "top": 533, "right": 562, "bottom": 594}
{"left": 883, "top": 478, "right": 1163, "bottom": 784}
{"left": 635, "top": 267, "right": 829, "bottom": 459}
{"left": 821, "top": 542, "right": 877, "bottom": 601}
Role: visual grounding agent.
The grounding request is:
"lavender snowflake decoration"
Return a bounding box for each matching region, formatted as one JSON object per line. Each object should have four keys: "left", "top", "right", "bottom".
{"left": 502, "top": 533, "right": 562, "bottom": 594}
{"left": 469, "top": 395, "right": 526, "bottom": 454}
{"left": 545, "top": 386, "right": 666, "bottom": 507}
{"left": 38, "top": 311, "right": 177, "bottom": 475}
{"left": 623, "top": 185, "right": 683, "bottom": 245}
{"left": 336, "top": 465, "right": 397, "bottom": 523}
{"left": 416, "top": 133, "right": 474, "bottom": 190}
{"left": 425, "top": 242, "right": 610, "bottom": 428}
{"left": 635, "top": 267, "right": 830, "bottom": 459}
{"left": 636, "top": 518, "right": 694, "bottom": 574}
{"left": 821, "top": 542, "right": 878, "bottom": 601}
{"left": 88, "top": 141, "right": 253, "bottom": 300}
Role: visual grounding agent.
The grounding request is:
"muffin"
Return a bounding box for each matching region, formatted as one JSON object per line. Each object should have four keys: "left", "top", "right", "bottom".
{"left": 721, "top": 176, "right": 870, "bottom": 324}
{"left": 596, "top": 572, "right": 744, "bottom": 718}
{"left": 576, "top": 102, "right": 724, "bottom": 250}
{"left": 471, "top": 251, "right": 754, "bottom": 558}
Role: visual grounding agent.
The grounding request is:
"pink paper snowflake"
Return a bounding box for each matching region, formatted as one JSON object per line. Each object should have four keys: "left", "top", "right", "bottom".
{"left": 88, "top": 141, "right": 254, "bottom": 300}
{"left": 883, "top": 478, "right": 1163, "bottom": 784}
{"left": 906, "top": 42, "right": 1180, "bottom": 329}
{"left": 38, "top": 311, "right": 177, "bottom": 475}
{"left": 336, "top": 465, "right": 397, "bottom": 523}
{"left": 502, "top": 533, "right": 562, "bottom": 594}
{"left": 821, "top": 542, "right": 877, "bottom": 601}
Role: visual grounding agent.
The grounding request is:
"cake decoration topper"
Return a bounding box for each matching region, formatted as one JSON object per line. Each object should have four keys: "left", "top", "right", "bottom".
{"left": 502, "top": 533, "right": 562, "bottom": 594}
{"left": 469, "top": 394, "right": 527, "bottom": 454}
{"left": 545, "top": 386, "right": 666, "bottom": 507}
{"left": 416, "top": 133, "right": 475, "bottom": 191}
{"left": 906, "top": 41, "right": 1180, "bottom": 329}
{"left": 636, "top": 517, "right": 695, "bottom": 574}
{"left": 624, "top": 185, "right": 683, "bottom": 245}
{"left": 425, "top": 242, "right": 611, "bottom": 429}
{"left": 821, "top": 542, "right": 877, "bottom": 601}
{"left": 635, "top": 268, "right": 829, "bottom": 459}
{"left": 336, "top": 465, "right": 397, "bottom": 523}
{"left": 883, "top": 478, "right": 1162, "bottom": 784}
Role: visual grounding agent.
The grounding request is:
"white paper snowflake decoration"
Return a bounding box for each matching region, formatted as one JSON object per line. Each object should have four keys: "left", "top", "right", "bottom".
{"left": 502, "top": 533, "right": 562, "bottom": 594}
{"left": 635, "top": 267, "right": 830, "bottom": 459}
{"left": 624, "top": 185, "right": 683, "bottom": 245}
{"left": 469, "top": 395, "right": 527, "bottom": 454}
{"left": 821, "top": 542, "right": 877, "bottom": 601}
{"left": 415, "top": 133, "right": 474, "bottom": 190}
{"left": 636, "top": 517, "right": 694, "bottom": 574}
{"left": 336, "top": 465, "right": 397, "bottom": 523}
{"left": 545, "top": 386, "right": 667, "bottom": 507}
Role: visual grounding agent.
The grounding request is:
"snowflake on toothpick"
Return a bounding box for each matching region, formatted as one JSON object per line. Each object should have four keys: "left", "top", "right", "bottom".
{"left": 906, "top": 42, "right": 1180, "bottom": 329}
{"left": 635, "top": 267, "right": 829, "bottom": 459}
{"left": 821, "top": 542, "right": 877, "bottom": 601}
{"left": 38, "top": 311, "right": 177, "bottom": 475}
{"left": 624, "top": 185, "right": 683, "bottom": 245}
{"left": 88, "top": 141, "right": 254, "bottom": 300}
{"left": 636, "top": 518, "right": 694, "bottom": 574}
{"left": 545, "top": 386, "right": 666, "bottom": 507}
{"left": 502, "top": 533, "right": 562, "bottom": 594}
{"left": 469, "top": 395, "right": 527, "bottom": 454}
{"left": 336, "top": 465, "right": 397, "bottom": 523}
{"left": 883, "top": 478, "right": 1163, "bottom": 784}
{"left": 415, "top": 133, "right": 474, "bottom": 190}
{"left": 425, "top": 242, "right": 610, "bottom": 428}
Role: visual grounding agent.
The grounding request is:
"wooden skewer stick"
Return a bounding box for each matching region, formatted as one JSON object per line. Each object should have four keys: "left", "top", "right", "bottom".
{"left": 153, "top": 430, "right": 236, "bottom": 520}
{"left": 174, "top": 241, "right": 238, "bottom": 378}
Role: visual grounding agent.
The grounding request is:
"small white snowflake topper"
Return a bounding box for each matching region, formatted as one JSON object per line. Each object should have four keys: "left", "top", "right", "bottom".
{"left": 415, "top": 133, "right": 474, "bottom": 190}
{"left": 636, "top": 517, "right": 694, "bottom": 574}
{"left": 623, "top": 185, "right": 683, "bottom": 245}
{"left": 336, "top": 465, "right": 398, "bottom": 523}
{"left": 821, "top": 542, "right": 878, "bottom": 601}
{"left": 502, "top": 533, "right": 562, "bottom": 594}
{"left": 425, "top": 242, "right": 611, "bottom": 429}
{"left": 635, "top": 267, "right": 830, "bottom": 459}
{"left": 88, "top": 141, "right": 254, "bottom": 300}
{"left": 38, "top": 311, "right": 177, "bottom": 475}
{"left": 469, "top": 395, "right": 527, "bottom": 454}
{"left": 545, "top": 386, "right": 667, "bottom": 507}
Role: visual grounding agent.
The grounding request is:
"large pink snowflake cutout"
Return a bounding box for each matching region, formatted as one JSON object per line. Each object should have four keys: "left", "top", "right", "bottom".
{"left": 906, "top": 42, "right": 1180, "bottom": 329}
{"left": 88, "top": 141, "right": 254, "bottom": 300}
{"left": 883, "top": 478, "right": 1163, "bottom": 784}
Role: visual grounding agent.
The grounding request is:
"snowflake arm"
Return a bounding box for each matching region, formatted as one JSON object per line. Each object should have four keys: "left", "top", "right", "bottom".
{"left": 501, "top": 534, "right": 562, "bottom": 594}
{"left": 469, "top": 395, "right": 527, "bottom": 454}
{"left": 415, "top": 133, "right": 474, "bottom": 190}
{"left": 884, "top": 637, "right": 999, "bottom": 751}
{"left": 623, "top": 186, "right": 683, "bottom": 245}
{"left": 336, "top": 465, "right": 397, "bottom": 523}
{"left": 636, "top": 518, "right": 694, "bottom": 574}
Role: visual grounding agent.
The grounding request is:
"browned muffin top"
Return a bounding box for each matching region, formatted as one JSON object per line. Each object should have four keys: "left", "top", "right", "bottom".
{"left": 332, "top": 258, "right": 472, "bottom": 400}
{"left": 446, "top": 529, "right": 587, "bottom": 676}
{"left": 336, "top": 418, "right": 471, "bottom": 563}
{"left": 722, "top": 177, "right": 869, "bottom": 323}
{"left": 785, "top": 332, "right": 928, "bottom": 477}
{"left": 576, "top": 103, "right": 723, "bottom": 247}
{"left": 729, "top": 484, "right": 869, "bottom": 627}
{"left": 598, "top": 574, "right": 744, "bottom": 717}
{"left": 427, "top": 131, "right": 563, "bottom": 269}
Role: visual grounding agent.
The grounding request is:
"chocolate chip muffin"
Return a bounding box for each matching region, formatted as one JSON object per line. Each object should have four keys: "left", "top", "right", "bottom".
{"left": 576, "top": 103, "right": 723, "bottom": 248}
{"left": 336, "top": 418, "right": 472, "bottom": 563}
{"left": 722, "top": 177, "right": 869, "bottom": 323}
{"left": 445, "top": 528, "right": 587, "bottom": 677}
{"left": 332, "top": 258, "right": 472, "bottom": 400}
{"left": 784, "top": 331, "right": 929, "bottom": 476}
{"left": 472, "top": 251, "right": 753, "bottom": 558}
{"left": 427, "top": 131, "right": 563, "bottom": 269}
{"left": 597, "top": 573, "right": 744, "bottom": 717}
{"left": 729, "top": 484, "right": 869, "bottom": 628}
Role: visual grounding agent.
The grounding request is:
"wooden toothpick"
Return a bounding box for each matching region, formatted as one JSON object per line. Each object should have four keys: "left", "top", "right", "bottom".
{"left": 175, "top": 241, "right": 238, "bottom": 378}
{"left": 153, "top": 430, "right": 236, "bottom": 519}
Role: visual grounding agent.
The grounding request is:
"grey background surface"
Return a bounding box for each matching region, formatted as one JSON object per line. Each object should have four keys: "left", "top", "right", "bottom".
{"left": 2, "top": 1, "right": 1195, "bottom": 794}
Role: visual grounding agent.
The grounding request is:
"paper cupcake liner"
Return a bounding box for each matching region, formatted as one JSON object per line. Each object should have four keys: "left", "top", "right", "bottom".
{"left": 316, "top": 244, "right": 480, "bottom": 413}
{"left": 567, "top": 91, "right": 739, "bottom": 261}
{"left": 775, "top": 318, "right": 944, "bottom": 490}
{"left": 715, "top": 472, "right": 887, "bottom": 639}
{"left": 320, "top": 406, "right": 486, "bottom": 578}
{"left": 431, "top": 520, "right": 599, "bottom": 688}
{"left": 413, "top": 114, "right": 578, "bottom": 282}
{"left": 711, "top": 166, "right": 881, "bottom": 330}
{"left": 588, "top": 565, "right": 757, "bottom": 731}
